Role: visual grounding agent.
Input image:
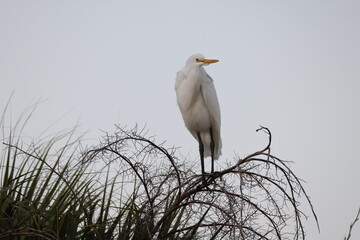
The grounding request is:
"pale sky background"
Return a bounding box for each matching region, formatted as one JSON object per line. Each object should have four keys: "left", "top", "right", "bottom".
{"left": 1, "top": 1, "right": 360, "bottom": 239}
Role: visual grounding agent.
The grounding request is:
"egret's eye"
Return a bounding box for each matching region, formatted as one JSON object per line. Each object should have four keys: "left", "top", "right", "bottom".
{"left": 196, "top": 58, "right": 200, "bottom": 62}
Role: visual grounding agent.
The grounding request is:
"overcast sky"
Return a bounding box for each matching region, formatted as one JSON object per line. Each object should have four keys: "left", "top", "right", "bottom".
{"left": 1, "top": 1, "right": 360, "bottom": 239}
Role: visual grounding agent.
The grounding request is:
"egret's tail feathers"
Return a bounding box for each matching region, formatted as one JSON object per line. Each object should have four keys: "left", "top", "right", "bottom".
{"left": 198, "top": 131, "right": 222, "bottom": 160}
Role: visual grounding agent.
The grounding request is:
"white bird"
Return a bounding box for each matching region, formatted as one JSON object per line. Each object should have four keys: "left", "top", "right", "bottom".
{"left": 175, "top": 54, "right": 222, "bottom": 184}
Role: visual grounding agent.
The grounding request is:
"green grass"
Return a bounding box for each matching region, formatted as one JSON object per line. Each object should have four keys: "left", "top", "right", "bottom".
{"left": 1, "top": 131, "right": 96, "bottom": 239}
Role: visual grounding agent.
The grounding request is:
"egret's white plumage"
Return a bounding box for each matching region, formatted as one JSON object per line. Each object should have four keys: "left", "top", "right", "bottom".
{"left": 175, "top": 54, "right": 222, "bottom": 172}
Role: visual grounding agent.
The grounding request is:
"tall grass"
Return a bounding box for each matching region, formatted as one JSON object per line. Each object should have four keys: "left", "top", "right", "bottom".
{"left": 0, "top": 106, "right": 203, "bottom": 239}
{"left": 0, "top": 105, "right": 128, "bottom": 239}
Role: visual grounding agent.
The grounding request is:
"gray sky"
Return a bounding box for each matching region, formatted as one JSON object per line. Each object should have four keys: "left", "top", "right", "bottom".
{"left": 1, "top": 1, "right": 360, "bottom": 239}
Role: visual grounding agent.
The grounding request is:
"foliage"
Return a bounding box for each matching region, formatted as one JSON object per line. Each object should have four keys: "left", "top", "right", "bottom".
{"left": 0, "top": 107, "right": 319, "bottom": 239}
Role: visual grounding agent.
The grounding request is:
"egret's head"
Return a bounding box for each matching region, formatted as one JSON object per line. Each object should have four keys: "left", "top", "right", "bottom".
{"left": 186, "top": 54, "right": 219, "bottom": 67}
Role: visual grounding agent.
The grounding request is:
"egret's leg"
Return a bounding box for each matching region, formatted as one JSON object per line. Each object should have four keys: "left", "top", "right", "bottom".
{"left": 196, "top": 132, "right": 206, "bottom": 185}
{"left": 210, "top": 127, "right": 215, "bottom": 174}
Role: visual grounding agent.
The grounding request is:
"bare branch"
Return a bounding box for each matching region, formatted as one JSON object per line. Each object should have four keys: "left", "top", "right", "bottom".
{"left": 80, "top": 125, "right": 319, "bottom": 239}
{"left": 344, "top": 207, "right": 360, "bottom": 240}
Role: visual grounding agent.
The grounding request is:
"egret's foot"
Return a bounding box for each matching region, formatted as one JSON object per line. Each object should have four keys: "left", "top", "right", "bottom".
{"left": 196, "top": 175, "right": 209, "bottom": 191}
{"left": 202, "top": 175, "right": 207, "bottom": 186}
{"left": 207, "top": 171, "right": 220, "bottom": 183}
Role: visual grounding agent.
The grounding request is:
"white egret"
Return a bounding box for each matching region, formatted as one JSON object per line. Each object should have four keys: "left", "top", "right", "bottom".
{"left": 175, "top": 54, "right": 222, "bottom": 185}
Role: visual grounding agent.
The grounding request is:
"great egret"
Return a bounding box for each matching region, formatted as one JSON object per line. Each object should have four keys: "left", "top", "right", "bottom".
{"left": 175, "top": 54, "right": 222, "bottom": 185}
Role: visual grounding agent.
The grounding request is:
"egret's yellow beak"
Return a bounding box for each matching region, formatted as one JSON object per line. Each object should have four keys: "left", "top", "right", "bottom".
{"left": 197, "top": 58, "right": 219, "bottom": 64}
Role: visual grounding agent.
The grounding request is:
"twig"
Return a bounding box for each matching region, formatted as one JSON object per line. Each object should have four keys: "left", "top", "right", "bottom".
{"left": 344, "top": 207, "right": 360, "bottom": 240}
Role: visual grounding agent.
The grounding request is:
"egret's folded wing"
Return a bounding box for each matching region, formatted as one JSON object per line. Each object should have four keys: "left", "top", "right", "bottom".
{"left": 200, "top": 71, "right": 222, "bottom": 158}
{"left": 200, "top": 72, "right": 221, "bottom": 127}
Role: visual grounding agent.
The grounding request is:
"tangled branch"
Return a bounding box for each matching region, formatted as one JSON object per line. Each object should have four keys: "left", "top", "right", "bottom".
{"left": 82, "top": 125, "right": 319, "bottom": 239}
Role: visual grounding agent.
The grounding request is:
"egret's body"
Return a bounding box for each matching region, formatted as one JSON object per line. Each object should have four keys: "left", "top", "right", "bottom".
{"left": 175, "top": 54, "right": 222, "bottom": 183}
